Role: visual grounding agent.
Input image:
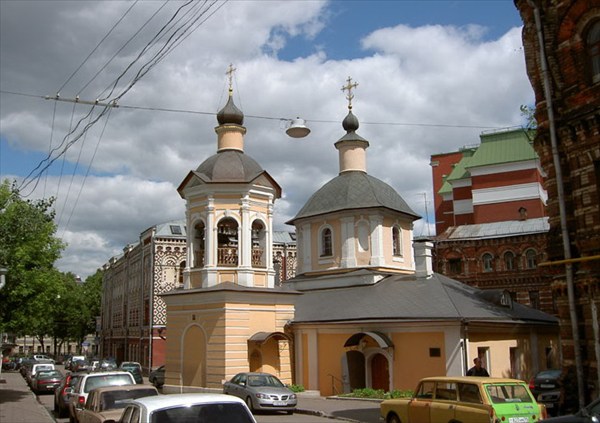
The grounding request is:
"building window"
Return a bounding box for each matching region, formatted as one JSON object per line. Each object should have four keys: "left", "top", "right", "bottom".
{"left": 178, "top": 261, "right": 186, "bottom": 287}
{"left": 448, "top": 258, "right": 462, "bottom": 274}
{"left": 392, "top": 226, "right": 402, "bottom": 256}
{"left": 482, "top": 253, "right": 494, "bottom": 272}
{"left": 320, "top": 227, "right": 332, "bottom": 257}
{"left": 504, "top": 251, "right": 516, "bottom": 271}
{"left": 525, "top": 249, "right": 537, "bottom": 269}
{"left": 588, "top": 20, "right": 600, "bottom": 83}
{"left": 529, "top": 290, "right": 540, "bottom": 309}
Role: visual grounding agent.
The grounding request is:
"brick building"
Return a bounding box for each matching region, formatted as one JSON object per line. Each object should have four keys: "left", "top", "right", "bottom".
{"left": 431, "top": 128, "right": 554, "bottom": 314}
{"left": 515, "top": 0, "right": 600, "bottom": 405}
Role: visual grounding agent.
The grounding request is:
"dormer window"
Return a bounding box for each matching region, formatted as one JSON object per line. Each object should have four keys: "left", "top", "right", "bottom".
{"left": 588, "top": 20, "right": 600, "bottom": 83}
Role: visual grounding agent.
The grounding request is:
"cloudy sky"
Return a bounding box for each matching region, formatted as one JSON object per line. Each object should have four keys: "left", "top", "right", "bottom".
{"left": 0, "top": 0, "right": 533, "bottom": 279}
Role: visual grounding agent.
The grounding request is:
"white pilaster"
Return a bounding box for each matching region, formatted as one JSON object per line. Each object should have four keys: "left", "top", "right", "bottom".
{"left": 206, "top": 197, "right": 216, "bottom": 267}
{"left": 340, "top": 216, "right": 356, "bottom": 268}
{"left": 369, "top": 216, "right": 385, "bottom": 266}
{"left": 300, "top": 224, "right": 312, "bottom": 273}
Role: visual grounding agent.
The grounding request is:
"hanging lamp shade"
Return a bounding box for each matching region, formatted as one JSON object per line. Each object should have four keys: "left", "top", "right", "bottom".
{"left": 286, "top": 118, "right": 311, "bottom": 138}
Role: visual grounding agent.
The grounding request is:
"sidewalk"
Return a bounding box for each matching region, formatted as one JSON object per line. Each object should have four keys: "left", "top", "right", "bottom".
{"left": 0, "top": 371, "right": 54, "bottom": 423}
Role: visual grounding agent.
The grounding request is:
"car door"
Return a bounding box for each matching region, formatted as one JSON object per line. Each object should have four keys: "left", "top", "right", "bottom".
{"left": 430, "top": 381, "right": 457, "bottom": 422}
{"left": 408, "top": 381, "right": 435, "bottom": 423}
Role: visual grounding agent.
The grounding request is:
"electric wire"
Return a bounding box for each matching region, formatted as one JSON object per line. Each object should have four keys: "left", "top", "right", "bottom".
{"left": 43, "top": 99, "right": 58, "bottom": 198}
{"left": 58, "top": 0, "right": 140, "bottom": 95}
{"left": 54, "top": 101, "right": 79, "bottom": 202}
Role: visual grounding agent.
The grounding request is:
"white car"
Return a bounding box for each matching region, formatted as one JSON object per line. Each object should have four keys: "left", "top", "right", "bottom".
{"left": 116, "top": 393, "right": 257, "bottom": 423}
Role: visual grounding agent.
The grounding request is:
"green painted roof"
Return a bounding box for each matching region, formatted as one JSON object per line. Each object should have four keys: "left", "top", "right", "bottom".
{"left": 438, "top": 179, "right": 452, "bottom": 195}
{"left": 446, "top": 149, "right": 475, "bottom": 182}
{"left": 466, "top": 129, "right": 537, "bottom": 169}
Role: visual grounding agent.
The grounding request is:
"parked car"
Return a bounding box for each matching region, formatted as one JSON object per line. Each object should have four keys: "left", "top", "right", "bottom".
{"left": 115, "top": 393, "right": 257, "bottom": 423}
{"left": 77, "top": 385, "right": 158, "bottom": 423}
{"left": 72, "top": 359, "right": 92, "bottom": 373}
{"left": 223, "top": 372, "right": 297, "bottom": 414}
{"left": 65, "top": 356, "right": 86, "bottom": 371}
{"left": 530, "top": 369, "right": 562, "bottom": 416}
{"left": 19, "top": 357, "right": 37, "bottom": 377}
{"left": 67, "top": 371, "right": 136, "bottom": 423}
{"left": 540, "top": 397, "right": 600, "bottom": 422}
{"left": 380, "top": 376, "right": 547, "bottom": 423}
{"left": 31, "top": 369, "right": 64, "bottom": 394}
{"left": 118, "top": 362, "right": 143, "bottom": 384}
{"left": 27, "top": 362, "right": 55, "bottom": 385}
{"left": 148, "top": 366, "right": 164, "bottom": 389}
{"left": 55, "top": 372, "right": 85, "bottom": 418}
{"left": 99, "top": 359, "right": 118, "bottom": 371}
{"left": 33, "top": 354, "right": 55, "bottom": 364}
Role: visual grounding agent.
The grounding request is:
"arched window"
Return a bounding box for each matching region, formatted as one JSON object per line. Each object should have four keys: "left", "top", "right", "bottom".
{"left": 178, "top": 261, "right": 186, "bottom": 286}
{"left": 251, "top": 220, "right": 266, "bottom": 268}
{"left": 392, "top": 226, "right": 402, "bottom": 257}
{"left": 504, "top": 251, "right": 515, "bottom": 271}
{"left": 482, "top": 253, "right": 494, "bottom": 272}
{"left": 588, "top": 20, "right": 600, "bottom": 83}
{"left": 525, "top": 249, "right": 537, "bottom": 269}
{"left": 320, "top": 227, "right": 332, "bottom": 257}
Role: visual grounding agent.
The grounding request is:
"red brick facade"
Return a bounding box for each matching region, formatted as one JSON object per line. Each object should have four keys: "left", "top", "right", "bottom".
{"left": 516, "top": 0, "right": 600, "bottom": 405}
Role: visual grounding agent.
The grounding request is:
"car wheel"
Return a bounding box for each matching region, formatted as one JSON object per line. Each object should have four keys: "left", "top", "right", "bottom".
{"left": 245, "top": 396, "right": 254, "bottom": 412}
{"left": 387, "top": 414, "right": 401, "bottom": 423}
{"left": 58, "top": 406, "right": 67, "bottom": 418}
{"left": 54, "top": 399, "right": 58, "bottom": 412}
{"left": 286, "top": 410, "right": 294, "bottom": 415}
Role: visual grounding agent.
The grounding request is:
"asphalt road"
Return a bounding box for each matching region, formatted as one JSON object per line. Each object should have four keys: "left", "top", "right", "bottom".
{"left": 33, "top": 365, "right": 358, "bottom": 423}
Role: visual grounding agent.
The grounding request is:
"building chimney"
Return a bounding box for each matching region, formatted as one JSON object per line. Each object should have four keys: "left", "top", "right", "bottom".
{"left": 413, "top": 240, "right": 434, "bottom": 278}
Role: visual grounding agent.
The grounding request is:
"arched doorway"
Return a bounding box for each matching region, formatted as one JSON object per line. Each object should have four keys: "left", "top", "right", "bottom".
{"left": 346, "top": 350, "right": 366, "bottom": 390}
{"left": 371, "top": 353, "right": 389, "bottom": 391}
{"left": 182, "top": 325, "right": 206, "bottom": 387}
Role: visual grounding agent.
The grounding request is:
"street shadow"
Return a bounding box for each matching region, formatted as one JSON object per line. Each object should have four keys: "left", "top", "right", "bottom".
{"left": 0, "top": 388, "right": 32, "bottom": 404}
{"left": 332, "top": 407, "right": 381, "bottom": 423}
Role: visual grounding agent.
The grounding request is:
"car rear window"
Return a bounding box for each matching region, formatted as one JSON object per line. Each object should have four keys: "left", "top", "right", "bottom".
{"left": 84, "top": 374, "right": 134, "bottom": 393}
{"left": 485, "top": 384, "right": 533, "bottom": 404}
{"left": 102, "top": 389, "right": 158, "bottom": 410}
{"left": 150, "top": 403, "right": 254, "bottom": 423}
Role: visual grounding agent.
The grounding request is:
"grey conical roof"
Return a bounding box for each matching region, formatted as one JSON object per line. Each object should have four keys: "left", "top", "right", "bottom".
{"left": 288, "top": 171, "right": 420, "bottom": 223}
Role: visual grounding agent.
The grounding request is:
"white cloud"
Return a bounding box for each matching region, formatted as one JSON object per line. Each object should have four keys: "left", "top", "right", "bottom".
{"left": 0, "top": 1, "right": 533, "bottom": 279}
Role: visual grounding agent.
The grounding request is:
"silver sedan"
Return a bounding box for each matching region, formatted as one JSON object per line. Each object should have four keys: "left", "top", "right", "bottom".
{"left": 223, "top": 372, "right": 297, "bottom": 415}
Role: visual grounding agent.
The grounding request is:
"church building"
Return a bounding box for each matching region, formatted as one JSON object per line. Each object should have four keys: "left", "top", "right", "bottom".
{"left": 161, "top": 74, "right": 559, "bottom": 396}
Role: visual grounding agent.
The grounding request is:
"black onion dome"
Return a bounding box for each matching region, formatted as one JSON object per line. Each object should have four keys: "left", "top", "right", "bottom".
{"left": 195, "top": 150, "right": 263, "bottom": 182}
{"left": 342, "top": 110, "right": 359, "bottom": 132}
{"left": 217, "top": 95, "right": 244, "bottom": 125}
{"left": 288, "top": 171, "right": 420, "bottom": 223}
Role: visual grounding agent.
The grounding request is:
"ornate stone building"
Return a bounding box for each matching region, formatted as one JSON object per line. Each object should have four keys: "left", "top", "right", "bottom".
{"left": 516, "top": 0, "right": 600, "bottom": 405}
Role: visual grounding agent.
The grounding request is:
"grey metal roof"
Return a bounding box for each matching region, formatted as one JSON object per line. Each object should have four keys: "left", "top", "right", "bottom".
{"left": 291, "top": 271, "right": 557, "bottom": 325}
{"left": 195, "top": 150, "right": 264, "bottom": 183}
{"left": 154, "top": 219, "right": 187, "bottom": 237}
{"left": 288, "top": 171, "right": 420, "bottom": 223}
{"left": 272, "top": 231, "right": 296, "bottom": 245}
{"left": 441, "top": 217, "right": 549, "bottom": 240}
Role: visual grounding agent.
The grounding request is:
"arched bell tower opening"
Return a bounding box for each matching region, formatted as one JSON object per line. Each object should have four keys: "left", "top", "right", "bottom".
{"left": 252, "top": 220, "right": 266, "bottom": 268}
{"left": 193, "top": 221, "right": 206, "bottom": 268}
{"left": 217, "top": 217, "right": 239, "bottom": 266}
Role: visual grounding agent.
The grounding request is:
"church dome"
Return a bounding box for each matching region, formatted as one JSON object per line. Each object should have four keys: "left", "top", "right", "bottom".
{"left": 195, "top": 150, "right": 263, "bottom": 182}
{"left": 288, "top": 171, "right": 420, "bottom": 223}
{"left": 217, "top": 95, "right": 244, "bottom": 126}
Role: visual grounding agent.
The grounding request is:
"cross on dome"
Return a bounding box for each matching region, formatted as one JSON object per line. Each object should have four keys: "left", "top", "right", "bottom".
{"left": 226, "top": 63, "right": 237, "bottom": 96}
{"left": 341, "top": 76, "right": 359, "bottom": 110}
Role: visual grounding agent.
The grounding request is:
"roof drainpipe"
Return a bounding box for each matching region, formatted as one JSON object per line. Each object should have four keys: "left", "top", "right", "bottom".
{"left": 413, "top": 240, "right": 434, "bottom": 278}
{"left": 526, "top": 0, "right": 585, "bottom": 408}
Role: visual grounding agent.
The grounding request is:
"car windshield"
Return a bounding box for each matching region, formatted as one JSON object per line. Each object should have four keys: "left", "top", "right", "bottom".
{"left": 485, "top": 384, "right": 533, "bottom": 404}
{"left": 101, "top": 389, "right": 158, "bottom": 410}
{"left": 150, "top": 403, "right": 254, "bottom": 423}
{"left": 247, "top": 375, "right": 284, "bottom": 387}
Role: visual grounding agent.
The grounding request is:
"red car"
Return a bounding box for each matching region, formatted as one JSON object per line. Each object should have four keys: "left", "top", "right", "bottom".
{"left": 31, "top": 370, "right": 64, "bottom": 394}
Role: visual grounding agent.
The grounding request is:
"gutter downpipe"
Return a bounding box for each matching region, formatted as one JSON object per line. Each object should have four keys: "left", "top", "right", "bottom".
{"left": 148, "top": 227, "right": 156, "bottom": 376}
{"left": 528, "top": 0, "right": 585, "bottom": 408}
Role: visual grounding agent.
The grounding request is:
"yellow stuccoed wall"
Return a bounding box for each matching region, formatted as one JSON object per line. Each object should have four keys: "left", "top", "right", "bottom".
{"left": 164, "top": 297, "right": 294, "bottom": 391}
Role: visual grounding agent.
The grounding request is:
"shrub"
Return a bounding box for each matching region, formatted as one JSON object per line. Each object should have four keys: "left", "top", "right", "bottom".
{"left": 288, "top": 384, "right": 305, "bottom": 393}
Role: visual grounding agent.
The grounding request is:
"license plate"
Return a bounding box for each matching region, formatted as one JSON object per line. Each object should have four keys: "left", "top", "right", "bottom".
{"left": 546, "top": 403, "right": 554, "bottom": 408}
{"left": 273, "top": 401, "right": 286, "bottom": 406}
{"left": 509, "top": 418, "right": 529, "bottom": 423}
{"left": 540, "top": 384, "right": 555, "bottom": 388}
{"left": 46, "top": 385, "right": 56, "bottom": 388}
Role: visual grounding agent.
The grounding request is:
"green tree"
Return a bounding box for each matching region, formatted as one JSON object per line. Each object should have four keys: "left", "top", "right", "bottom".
{"left": 0, "top": 180, "right": 65, "bottom": 340}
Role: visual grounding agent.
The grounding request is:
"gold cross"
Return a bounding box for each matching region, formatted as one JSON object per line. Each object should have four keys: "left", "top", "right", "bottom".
{"left": 341, "top": 76, "right": 358, "bottom": 109}
{"left": 226, "top": 63, "right": 236, "bottom": 95}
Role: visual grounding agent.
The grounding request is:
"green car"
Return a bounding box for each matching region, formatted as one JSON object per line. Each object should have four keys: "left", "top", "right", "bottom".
{"left": 119, "top": 361, "right": 144, "bottom": 384}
